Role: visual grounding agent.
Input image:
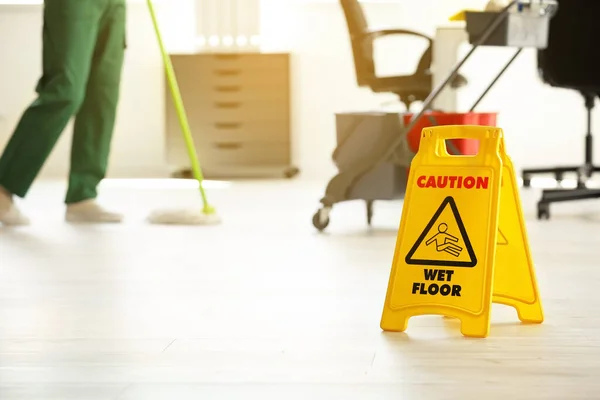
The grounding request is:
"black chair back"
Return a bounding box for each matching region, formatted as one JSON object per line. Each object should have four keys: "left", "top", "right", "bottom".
{"left": 538, "top": 0, "right": 600, "bottom": 92}
{"left": 340, "top": 0, "right": 376, "bottom": 86}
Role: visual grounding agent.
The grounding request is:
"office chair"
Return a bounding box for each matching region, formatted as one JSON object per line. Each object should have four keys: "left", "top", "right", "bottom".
{"left": 522, "top": 0, "right": 600, "bottom": 219}
{"left": 339, "top": 0, "right": 467, "bottom": 110}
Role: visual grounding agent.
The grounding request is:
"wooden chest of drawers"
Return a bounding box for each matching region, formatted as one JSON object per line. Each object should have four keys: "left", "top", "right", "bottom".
{"left": 164, "top": 52, "right": 297, "bottom": 179}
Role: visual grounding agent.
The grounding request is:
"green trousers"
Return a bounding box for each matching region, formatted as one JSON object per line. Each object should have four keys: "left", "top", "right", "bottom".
{"left": 0, "top": 0, "right": 126, "bottom": 204}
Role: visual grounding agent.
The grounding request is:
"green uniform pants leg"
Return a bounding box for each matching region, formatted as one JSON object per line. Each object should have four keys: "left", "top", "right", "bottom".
{"left": 0, "top": 0, "right": 125, "bottom": 204}
{"left": 66, "top": 0, "right": 126, "bottom": 204}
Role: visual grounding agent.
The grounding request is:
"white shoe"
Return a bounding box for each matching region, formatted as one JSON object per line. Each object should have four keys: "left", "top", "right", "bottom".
{"left": 66, "top": 199, "right": 123, "bottom": 223}
{"left": 0, "top": 189, "right": 30, "bottom": 226}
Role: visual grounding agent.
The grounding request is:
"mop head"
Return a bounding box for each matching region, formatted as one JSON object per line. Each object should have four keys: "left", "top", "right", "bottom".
{"left": 147, "top": 206, "right": 221, "bottom": 225}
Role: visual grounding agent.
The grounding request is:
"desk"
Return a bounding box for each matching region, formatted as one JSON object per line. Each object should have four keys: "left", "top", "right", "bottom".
{"left": 431, "top": 22, "right": 468, "bottom": 112}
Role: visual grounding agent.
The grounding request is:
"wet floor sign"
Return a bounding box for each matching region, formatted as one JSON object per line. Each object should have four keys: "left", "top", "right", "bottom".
{"left": 380, "top": 125, "right": 543, "bottom": 338}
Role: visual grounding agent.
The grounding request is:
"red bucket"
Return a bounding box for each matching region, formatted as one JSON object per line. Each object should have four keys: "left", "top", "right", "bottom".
{"left": 404, "top": 112, "right": 498, "bottom": 155}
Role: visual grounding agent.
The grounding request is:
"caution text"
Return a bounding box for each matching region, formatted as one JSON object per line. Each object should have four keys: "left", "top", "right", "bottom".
{"left": 417, "top": 175, "right": 489, "bottom": 190}
{"left": 412, "top": 268, "right": 462, "bottom": 297}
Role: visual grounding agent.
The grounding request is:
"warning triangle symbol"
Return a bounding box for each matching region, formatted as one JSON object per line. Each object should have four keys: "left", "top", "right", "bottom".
{"left": 405, "top": 196, "right": 477, "bottom": 268}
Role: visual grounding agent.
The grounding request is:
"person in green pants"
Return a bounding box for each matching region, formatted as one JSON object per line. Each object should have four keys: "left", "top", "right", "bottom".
{"left": 0, "top": 0, "right": 126, "bottom": 225}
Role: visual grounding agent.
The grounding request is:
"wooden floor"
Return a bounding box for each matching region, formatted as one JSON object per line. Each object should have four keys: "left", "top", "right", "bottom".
{"left": 1, "top": 178, "right": 600, "bottom": 399}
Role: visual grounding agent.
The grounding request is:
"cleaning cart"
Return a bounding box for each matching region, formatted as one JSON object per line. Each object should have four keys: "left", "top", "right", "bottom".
{"left": 312, "top": 0, "right": 558, "bottom": 232}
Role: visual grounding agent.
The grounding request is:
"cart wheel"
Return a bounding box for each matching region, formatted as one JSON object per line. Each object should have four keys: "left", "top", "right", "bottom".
{"left": 284, "top": 167, "right": 300, "bottom": 179}
{"left": 366, "top": 200, "right": 374, "bottom": 226}
{"left": 312, "top": 208, "right": 330, "bottom": 232}
{"left": 537, "top": 203, "right": 550, "bottom": 220}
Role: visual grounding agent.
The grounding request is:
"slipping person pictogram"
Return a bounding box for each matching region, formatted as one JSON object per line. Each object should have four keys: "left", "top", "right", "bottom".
{"left": 405, "top": 196, "right": 477, "bottom": 268}
{"left": 425, "top": 223, "right": 463, "bottom": 257}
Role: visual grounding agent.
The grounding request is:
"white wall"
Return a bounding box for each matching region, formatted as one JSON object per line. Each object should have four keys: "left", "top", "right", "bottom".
{"left": 0, "top": 0, "right": 596, "bottom": 183}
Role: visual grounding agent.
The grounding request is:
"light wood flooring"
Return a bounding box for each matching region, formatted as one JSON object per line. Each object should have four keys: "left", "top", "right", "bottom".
{"left": 1, "top": 179, "right": 600, "bottom": 399}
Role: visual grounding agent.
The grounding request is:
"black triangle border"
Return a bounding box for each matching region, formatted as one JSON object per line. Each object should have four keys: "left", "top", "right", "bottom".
{"left": 405, "top": 196, "right": 477, "bottom": 268}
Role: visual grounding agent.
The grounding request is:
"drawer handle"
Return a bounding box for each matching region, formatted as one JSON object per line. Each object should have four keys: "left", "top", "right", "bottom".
{"left": 215, "top": 102, "right": 241, "bottom": 109}
{"left": 214, "top": 142, "right": 242, "bottom": 150}
{"left": 214, "top": 122, "right": 242, "bottom": 129}
{"left": 214, "top": 85, "right": 241, "bottom": 92}
{"left": 215, "top": 69, "right": 240, "bottom": 76}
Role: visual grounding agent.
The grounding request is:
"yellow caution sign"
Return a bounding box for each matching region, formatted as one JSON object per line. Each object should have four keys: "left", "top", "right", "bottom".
{"left": 380, "top": 125, "right": 543, "bottom": 338}
{"left": 492, "top": 145, "right": 544, "bottom": 323}
{"left": 497, "top": 228, "right": 508, "bottom": 245}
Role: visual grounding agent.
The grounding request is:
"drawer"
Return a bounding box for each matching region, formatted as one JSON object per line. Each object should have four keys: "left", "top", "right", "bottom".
{"left": 199, "top": 142, "right": 290, "bottom": 167}
{"left": 196, "top": 120, "right": 289, "bottom": 142}
{"left": 179, "top": 53, "right": 289, "bottom": 71}
{"left": 165, "top": 138, "right": 292, "bottom": 174}
{"left": 187, "top": 100, "right": 289, "bottom": 122}
{"left": 195, "top": 84, "right": 289, "bottom": 103}
{"left": 170, "top": 56, "right": 289, "bottom": 87}
{"left": 197, "top": 68, "right": 288, "bottom": 87}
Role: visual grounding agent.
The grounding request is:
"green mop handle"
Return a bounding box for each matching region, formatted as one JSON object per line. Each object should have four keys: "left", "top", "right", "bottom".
{"left": 146, "top": 0, "right": 213, "bottom": 211}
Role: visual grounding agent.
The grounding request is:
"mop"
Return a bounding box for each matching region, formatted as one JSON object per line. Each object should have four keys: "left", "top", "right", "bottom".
{"left": 145, "top": 0, "right": 220, "bottom": 225}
